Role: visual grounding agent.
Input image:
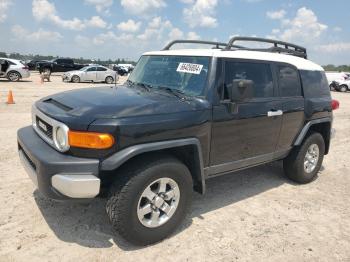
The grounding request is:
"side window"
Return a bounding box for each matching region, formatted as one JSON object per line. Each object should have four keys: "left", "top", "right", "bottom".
{"left": 278, "top": 65, "right": 302, "bottom": 97}
{"left": 300, "top": 70, "right": 330, "bottom": 97}
{"left": 87, "top": 67, "right": 96, "bottom": 72}
{"left": 224, "top": 61, "right": 274, "bottom": 99}
{"left": 97, "top": 67, "right": 107, "bottom": 71}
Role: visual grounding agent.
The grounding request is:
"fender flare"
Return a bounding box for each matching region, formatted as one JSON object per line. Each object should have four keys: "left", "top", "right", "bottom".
{"left": 294, "top": 117, "right": 332, "bottom": 146}
{"left": 101, "top": 138, "right": 206, "bottom": 193}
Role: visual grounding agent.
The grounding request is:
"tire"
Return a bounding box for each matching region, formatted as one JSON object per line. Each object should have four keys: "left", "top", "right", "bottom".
{"left": 7, "top": 71, "right": 21, "bottom": 82}
{"left": 106, "top": 155, "right": 193, "bottom": 246}
{"left": 283, "top": 132, "right": 325, "bottom": 184}
{"left": 71, "top": 75, "right": 80, "bottom": 83}
{"left": 329, "top": 84, "right": 335, "bottom": 91}
{"left": 339, "top": 85, "right": 348, "bottom": 92}
{"left": 105, "top": 76, "right": 114, "bottom": 84}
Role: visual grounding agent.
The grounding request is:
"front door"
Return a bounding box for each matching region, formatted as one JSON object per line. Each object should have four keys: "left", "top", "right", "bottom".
{"left": 84, "top": 67, "right": 97, "bottom": 81}
{"left": 209, "top": 59, "right": 283, "bottom": 175}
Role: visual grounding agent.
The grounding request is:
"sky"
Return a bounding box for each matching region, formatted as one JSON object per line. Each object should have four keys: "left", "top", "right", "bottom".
{"left": 0, "top": 0, "right": 349, "bottom": 65}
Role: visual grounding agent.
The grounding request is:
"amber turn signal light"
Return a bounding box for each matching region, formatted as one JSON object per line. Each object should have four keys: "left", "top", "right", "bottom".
{"left": 68, "top": 131, "right": 115, "bottom": 149}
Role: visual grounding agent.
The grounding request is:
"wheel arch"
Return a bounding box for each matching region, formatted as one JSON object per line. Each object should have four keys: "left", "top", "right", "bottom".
{"left": 101, "top": 138, "right": 206, "bottom": 194}
{"left": 294, "top": 118, "right": 332, "bottom": 154}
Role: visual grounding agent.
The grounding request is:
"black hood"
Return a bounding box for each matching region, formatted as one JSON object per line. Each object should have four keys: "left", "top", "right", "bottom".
{"left": 35, "top": 85, "right": 209, "bottom": 130}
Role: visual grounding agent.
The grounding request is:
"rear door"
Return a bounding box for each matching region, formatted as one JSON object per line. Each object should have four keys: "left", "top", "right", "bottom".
{"left": 274, "top": 64, "right": 305, "bottom": 153}
{"left": 209, "top": 59, "right": 283, "bottom": 174}
{"left": 96, "top": 66, "right": 108, "bottom": 82}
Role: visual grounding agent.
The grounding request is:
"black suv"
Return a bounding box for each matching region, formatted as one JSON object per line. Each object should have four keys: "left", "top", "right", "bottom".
{"left": 17, "top": 37, "right": 339, "bottom": 246}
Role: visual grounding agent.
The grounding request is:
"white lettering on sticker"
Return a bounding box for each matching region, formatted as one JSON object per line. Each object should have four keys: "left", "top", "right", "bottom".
{"left": 176, "top": 63, "right": 203, "bottom": 75}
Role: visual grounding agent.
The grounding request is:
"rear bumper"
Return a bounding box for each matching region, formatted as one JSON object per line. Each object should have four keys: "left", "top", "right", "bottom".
{"left": 17, "top": 126, "right": 100, "bottom": 200}
{"left": 20, "top": 70, "right": 30, "bottom": 78}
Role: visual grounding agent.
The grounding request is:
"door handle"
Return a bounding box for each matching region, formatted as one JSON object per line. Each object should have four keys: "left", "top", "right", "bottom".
{"left": 267, "top": 110, "right": 283, "bottom": 117}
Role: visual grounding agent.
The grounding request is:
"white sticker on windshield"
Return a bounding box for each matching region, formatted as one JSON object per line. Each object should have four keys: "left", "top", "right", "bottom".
{"left": 176, "top": 63, "right": 203, "bottom": 75}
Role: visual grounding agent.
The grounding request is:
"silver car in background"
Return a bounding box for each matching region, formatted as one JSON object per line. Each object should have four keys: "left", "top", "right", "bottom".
{"left": 62, "top": 65, "right": 118, "bottom": 84}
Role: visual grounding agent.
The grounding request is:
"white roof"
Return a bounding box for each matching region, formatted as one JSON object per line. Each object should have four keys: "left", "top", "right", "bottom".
{"left": 143, "top": 49, "right": 324, "bottom": 71}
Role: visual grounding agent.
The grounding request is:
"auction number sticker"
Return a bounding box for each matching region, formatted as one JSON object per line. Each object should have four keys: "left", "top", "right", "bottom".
{"left": 176, "top": 63, "right": 203, "bottom": 75}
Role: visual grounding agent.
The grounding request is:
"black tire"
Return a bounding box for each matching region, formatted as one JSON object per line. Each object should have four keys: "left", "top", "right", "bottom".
{"left": 105, "top": 76, "right": 114, "bottom": 84}
{"left": 7, "top": 71, "right": 21, "bottom": 82}
{"left": 71, "top": 75, "right": 80, "bottom": 83}
{"left": 329, "top": 84, "right": 335, "bottom": 91}
{"left": 283, "top": 132, "right": 325, "bottom": 184}
{"left": 339, "top": 85, "right": 348, "bottom": 92}
{"left": 106, "top": 155, "right": 193, "bottom": 246}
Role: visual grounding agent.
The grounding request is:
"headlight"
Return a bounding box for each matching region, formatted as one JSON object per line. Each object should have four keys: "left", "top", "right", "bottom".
{"left": 54, "top": 126, "right": 69, "bottom": 151}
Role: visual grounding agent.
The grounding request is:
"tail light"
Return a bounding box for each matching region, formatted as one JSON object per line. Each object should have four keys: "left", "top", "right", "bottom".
{"left": 331, "top": 99, "right": 339, "bottom": 110}
{"left": 22, "top": 66, "right": 29, "bottom": 70}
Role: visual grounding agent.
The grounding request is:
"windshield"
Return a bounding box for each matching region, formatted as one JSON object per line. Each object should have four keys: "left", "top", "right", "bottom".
{"left": 80, "top": 66, "right": 90, "bottom": 71}
{"left": 128, "top": 55, "right": 210, "bottom": 96}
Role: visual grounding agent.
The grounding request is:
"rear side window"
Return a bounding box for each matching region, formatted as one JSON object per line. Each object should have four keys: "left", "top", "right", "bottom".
{"left": 97, "top": 67, "right": 107, "bottom": 71}
{"left": 224, "top": 61, "right": 274, "bottom": 99}
{"left": 300, "top": 70, "right": 330, "bottom": 97}
{"left": 278, "top": 65, "right": 302, "bottom": 97}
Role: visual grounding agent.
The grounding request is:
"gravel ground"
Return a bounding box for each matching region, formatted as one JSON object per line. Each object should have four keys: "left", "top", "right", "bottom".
{"left": 0, "top": 72, "right": 349, "bottom": 262}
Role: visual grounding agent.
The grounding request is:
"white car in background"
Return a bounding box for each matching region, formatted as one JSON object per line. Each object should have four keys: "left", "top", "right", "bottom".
{"left": 325, "top": 71, "right": 349, "bottom": 84}
{"left": 0, "top": 58, "right": 30, "bottom": 82}
{"left": 62, "top": 65, "right": 118, "bottom": 84}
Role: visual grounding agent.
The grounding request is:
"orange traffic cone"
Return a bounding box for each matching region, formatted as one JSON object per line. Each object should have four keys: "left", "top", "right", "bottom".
{"left": 6, "top": 90, "right": 15, "bottom": 104}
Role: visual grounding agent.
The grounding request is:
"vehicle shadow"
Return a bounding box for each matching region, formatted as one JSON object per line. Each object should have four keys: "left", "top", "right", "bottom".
{"left": 34, "top": 161, "right": 294, "bottom": 250}
{"left": 0, "top": 79, "right": 32, "bottom": 83}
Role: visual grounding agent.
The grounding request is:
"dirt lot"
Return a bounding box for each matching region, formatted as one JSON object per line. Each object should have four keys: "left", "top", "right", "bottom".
{"left": 0, "top": 72, "right": 349, "bottom": 262}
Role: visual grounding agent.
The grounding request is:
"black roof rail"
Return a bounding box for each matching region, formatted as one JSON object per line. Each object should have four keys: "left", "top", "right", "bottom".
{"left": 162, "top": 40, "right": 242, "bottom": 51}
{"left": 224, "top": 36, "right": 307, "bottom": 59}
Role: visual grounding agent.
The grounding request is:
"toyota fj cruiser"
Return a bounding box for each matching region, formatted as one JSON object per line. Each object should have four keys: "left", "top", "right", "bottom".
{"left": 17, "top": 37, "right": 339, "bottom": 246}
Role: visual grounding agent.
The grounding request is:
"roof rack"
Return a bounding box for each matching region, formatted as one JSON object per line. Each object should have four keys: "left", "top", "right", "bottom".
{"left": 162, "top": 40, "right": 242, "bottom": 51}
{"left": 224, "top": 36, "right": 307, "bottom": 59}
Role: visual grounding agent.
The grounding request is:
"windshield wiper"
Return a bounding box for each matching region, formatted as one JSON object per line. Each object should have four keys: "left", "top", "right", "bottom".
{"left": 154, "top": 86, "right": 189, "bottom": 100}
{"left": 126, "top": 80, "right": 151, "bottom": 92}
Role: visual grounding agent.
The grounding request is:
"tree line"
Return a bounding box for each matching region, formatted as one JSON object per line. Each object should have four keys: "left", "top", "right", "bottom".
{"left": 0, "top": 51, "right": 136, "bottom": 65}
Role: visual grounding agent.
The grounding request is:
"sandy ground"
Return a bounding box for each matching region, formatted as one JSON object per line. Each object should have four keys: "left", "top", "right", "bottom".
{"left": 0, "top": 72, "right": 349, "bottom": 262}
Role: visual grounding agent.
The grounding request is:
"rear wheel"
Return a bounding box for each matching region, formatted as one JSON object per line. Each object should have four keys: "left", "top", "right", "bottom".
{"left": 283, "top": 132, "right": 325, "bottom": 184}
{"left": 71, "top": 75, "right": 80, "bottom": 83}
{"left": 339, "top": 85, "right": 348, "bottom": 92}
{"left": 106, "top": 156, "right": 193, "bottom": 246}
{"left": 105, "top": 76, "right": 114, "bottom": 84}
{"left": 7, "top": 71, "right": 21, "bottom": 82}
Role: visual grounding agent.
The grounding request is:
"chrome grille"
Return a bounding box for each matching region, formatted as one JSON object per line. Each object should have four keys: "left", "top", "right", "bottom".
{"left": 36, "top": 116, "right": 53, "bottom": 139}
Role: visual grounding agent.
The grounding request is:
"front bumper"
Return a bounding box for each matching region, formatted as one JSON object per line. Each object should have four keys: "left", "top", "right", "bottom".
{"left": 17, "top": 126, "right": 100, "bottom": 200}
{"left": 62, "top": 75, "right": 71, "bottom": 82}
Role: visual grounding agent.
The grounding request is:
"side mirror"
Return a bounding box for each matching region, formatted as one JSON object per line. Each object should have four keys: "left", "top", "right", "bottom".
{"left": 229, "top": 79, "right": 253, "bottom": 102}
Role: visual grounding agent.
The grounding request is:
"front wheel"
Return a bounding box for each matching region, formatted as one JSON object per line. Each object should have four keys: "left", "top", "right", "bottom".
{"left": 339, "top": 85, "right": 348, "bottom": 92}
{"left": 106, "top": 156, "right": 193, "bottom": 246}
{"left": 71, "top": 75, "right": 80, "bottom": 83}
{"left": 283, "top": 132, "right": 325, "bottom": 184}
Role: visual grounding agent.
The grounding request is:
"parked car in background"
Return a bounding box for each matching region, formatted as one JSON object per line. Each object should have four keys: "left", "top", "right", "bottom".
{"left": 332, "top": 79, "right": 350, "bottom": 92}
{"left": 26, "top": 60, "right": 47, "bottom": 70}
{"left": 62, "top": 65, "right": 118, "bottom": 84}
{"left": 118, "top": 63, "right": 135, "bottom": 72}
{"left": 0, "top": 58, "right": 30, "bottom": 82}
{"left": 113, "top": 65, "right": 128, "bottom": 76}
{"left": 325, "top": 71, "right": 349, "bottom": 85}
{"left": 36, "top": 58, "right": 86, "bottom": 74}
